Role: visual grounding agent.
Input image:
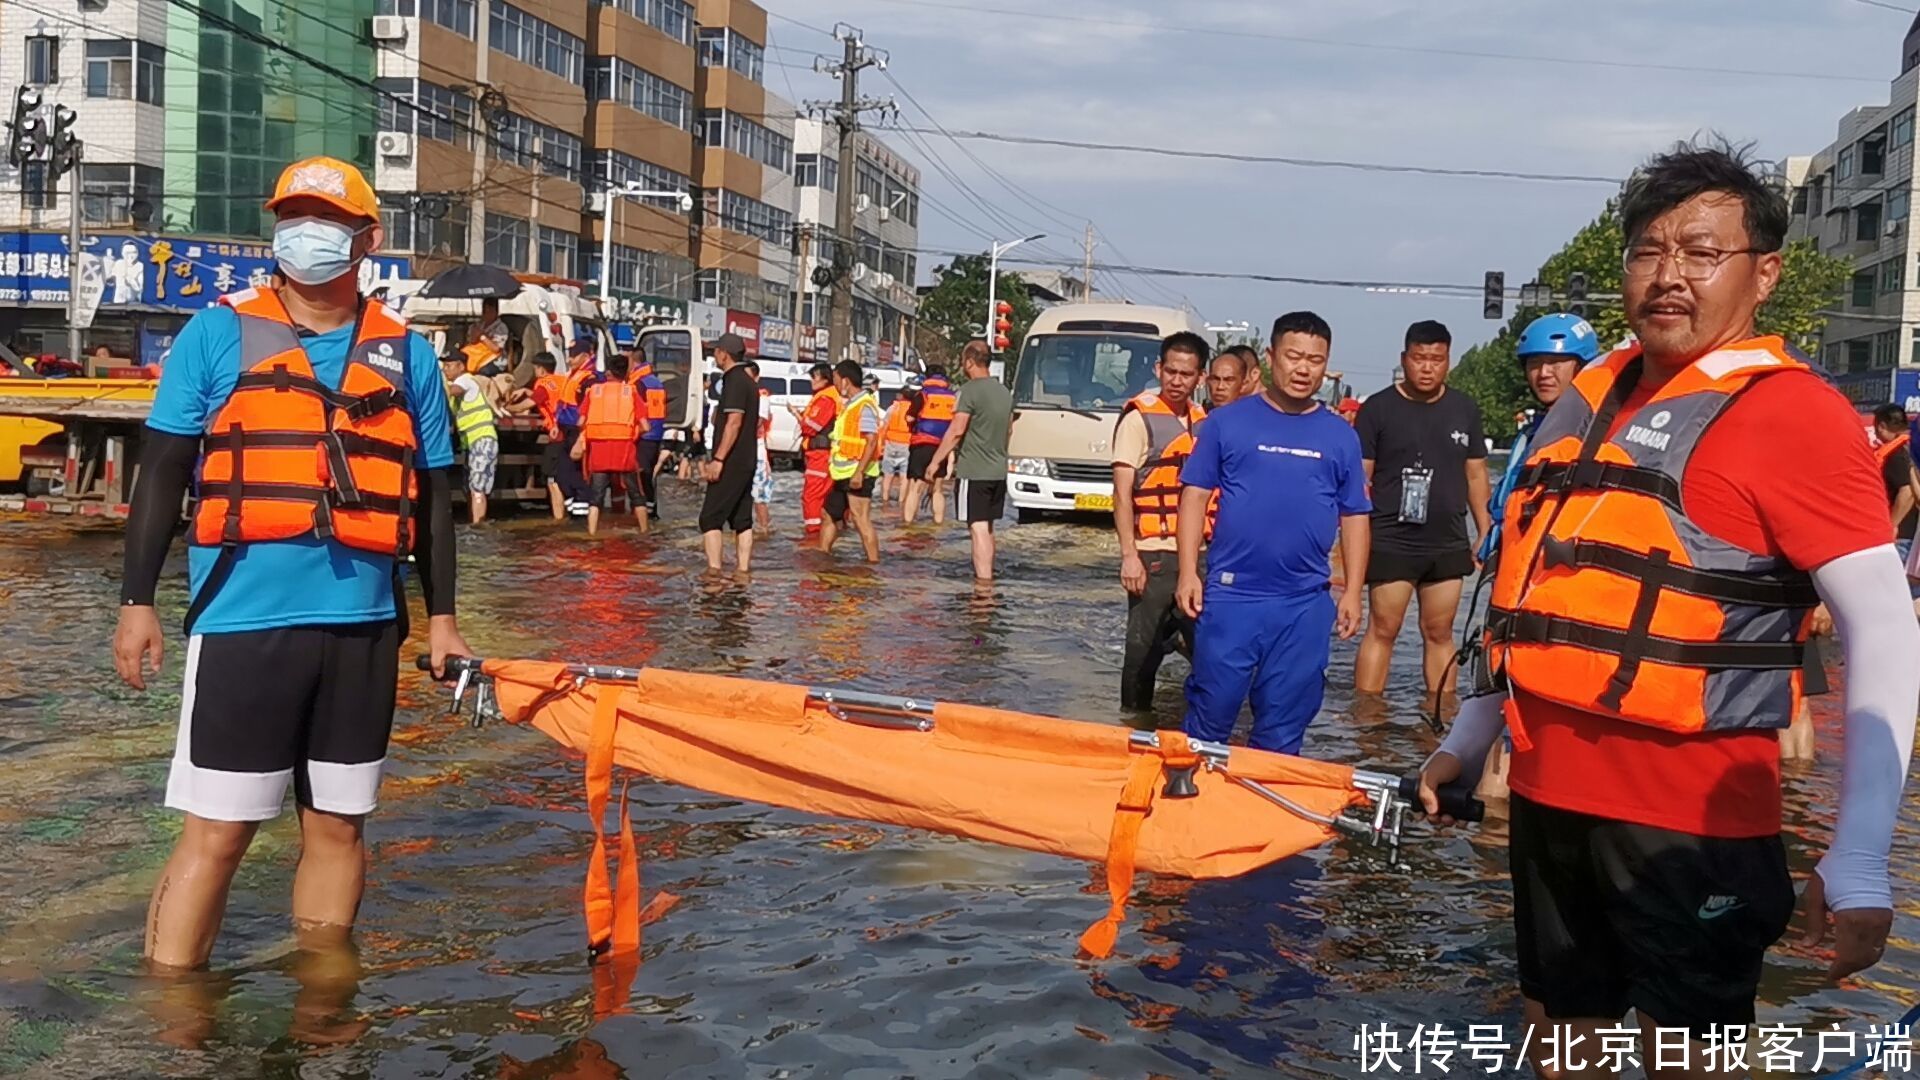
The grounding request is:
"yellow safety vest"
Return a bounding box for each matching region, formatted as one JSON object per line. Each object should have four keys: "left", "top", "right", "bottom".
{"left": 452, "top": 383, "right": 497, "bottom": 447}
{"left": 829, "top": 390, "right": 883, "bottom": 481}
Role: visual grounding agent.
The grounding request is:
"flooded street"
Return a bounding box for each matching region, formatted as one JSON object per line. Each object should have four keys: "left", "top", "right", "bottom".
{"left": 0, "top": 473, "right": 1915, "bottom": 1079}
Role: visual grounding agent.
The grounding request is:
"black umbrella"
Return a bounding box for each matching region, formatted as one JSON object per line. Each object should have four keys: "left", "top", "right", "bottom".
{"left": 419, "top": 264, "right": 523, "bottom": 300}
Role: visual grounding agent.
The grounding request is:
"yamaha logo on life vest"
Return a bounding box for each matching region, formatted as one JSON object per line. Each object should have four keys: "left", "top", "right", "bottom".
{"left": 1623, "top": 424, "right": 1672, "bottom": 452}
{"left": 363, "top": 342, "right": 405, "bottom": 376}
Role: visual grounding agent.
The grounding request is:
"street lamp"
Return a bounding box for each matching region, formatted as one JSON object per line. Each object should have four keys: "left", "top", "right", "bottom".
{"left": 986, "top": 233, "right": 1043, "bottom": 354}
{"left": 599, "top": 181, "right": 694, "bottom": 302}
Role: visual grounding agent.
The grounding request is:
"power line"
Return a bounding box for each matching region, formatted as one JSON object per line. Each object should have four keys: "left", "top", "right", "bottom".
{"left": 853, "top": 0, "right": 1889, "bottom": 85}
{"left": 1848, "top": 0, "right": 1918, "bottom": 13}
{"left": 894, "top": 127, "right": 1625, "bottom": 185}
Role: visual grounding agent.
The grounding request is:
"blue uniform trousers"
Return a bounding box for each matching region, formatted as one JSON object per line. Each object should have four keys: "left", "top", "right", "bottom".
{"left": 1181, "top": 589, "right": 1334, "bottom": 755}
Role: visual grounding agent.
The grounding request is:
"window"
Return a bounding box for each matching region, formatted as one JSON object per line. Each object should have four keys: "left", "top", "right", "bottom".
{"left": 699, "top": 108, "right": 722, "bottom": 145}
{"left": 381, "top": 194, "right": 470, "bottom": 257}
{"left": 1851, "top": 269, "right": 1875, "bottom": 308}
{"left": 794, "top": 152, "right": 838, "bottom": 192}
{"left": 85, "top": 40, "right": 164, "bottom": 104}
{"left": 377, "top": 0, "right": 477, "bottom": 36}
{"left": 414, "top": 81, "right": 474, "bottom": 146}
{"left": 537, "top": 226, "right": 578, "bottom": 278}
{"left": 856, "top": 158, "right": 884, "bottom": 207}
{"left": 489, "top": 3, "right": 584, "bottom": 83}
{"left": 719, "top": 110, "right": 790, "bottom": 170}
{"left": 1875, "top": 329, "right": 1899, "bottom": 369}
{"left": 1847, "top": 338, "right": 1872, "bottom": 373}
{"left": 883, "top": 176, "right": 917, "bottom": 226}
{"left": 1895, "top": 108, "right": 1916, "bottom": 149}
{"left": 494, "top": 112, "right": 580, "bottom": 181}
{"left": 593, "top": 242, "right": 692, "bottom": 295}
{"left": 1839, "top": 147, "right": 1854, "bottom": 181}
{"left": 707, "top": 188, "right": 792, "bottom": 245}
{"left": 1892, "top": 188, "right": 1911, "bottom": 223}
{"left": 1863, "top": 134, "right": 1887, "bottom": 176}
{"left": 727, "top": 33, "right": 763, "bottom": 82}
{"left": 25, "top": 34, "right": 58, "bottom": 85}
{"left": 586, "top": 149, "right": 691, "bottom": 211}
{"left": 80, "top": 163, "right": 161, "bottom": 227}
{"left": 1856, "top": 198, "right": 1883, "bottom": 242}
{"left": 1882, "top": 258, "right": 1905, "bottom": 295}
{"left": 587, "top": 57, "right": 692, "bottom": 131}
{"left": 19, "top": 161, "right": 50, "bottom": 211}
{"left": 1810, "top": 177, "right": 1826, "bottom": 217}
{"left": 697, "top": 26, "right": 724, "bottom": 66}
{"left": 485, "top": 213, "right": 529, "bottom": 268}
{"left": 598, "top": 0, "right": 694, "bottom": 45}
{"left": 695, "top": 267, "right": 723, "bottom": 305}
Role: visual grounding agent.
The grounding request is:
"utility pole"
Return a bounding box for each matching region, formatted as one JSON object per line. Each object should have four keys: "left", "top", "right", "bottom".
{"left": 1081, "top": 223, "right": 1094, "bottom": 302}
{"left": 809, "top": 25, "right": 891, "bottom": 367}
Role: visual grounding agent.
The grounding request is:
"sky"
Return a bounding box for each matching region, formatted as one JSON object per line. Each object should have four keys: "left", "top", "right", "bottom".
{"left": 765, "top": 0, "right": 1914, "bottom": 390}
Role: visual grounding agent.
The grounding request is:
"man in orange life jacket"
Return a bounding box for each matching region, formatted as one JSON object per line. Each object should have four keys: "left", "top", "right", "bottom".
{"left": 879, "top": 381, "right": 915, "bottom": 507}
{"left": 551, "top": 338, "right": 599, "bottom": 517}
{"left": 1111, "top": 332, "right": 1207, "bottom": 711}
{"left": 789, "top": 362, "right": 839, "bottom": 534}
{"left": 111, "top": 157, "right": 471, "bottom": 970}
{"left": 903, "top": 365, "right": 957, "bottom": 525}
{"left": 630, "top": 351, "right": 668, "bottom": 528}
{"left": 1421, "top": 143, "right": 1918, "bottom": 1056}
{"left": 530, "top": 352, "right": 571, "bottom": 520}
{"left": 579, "top": 350, "right": 647, "bottom": 535}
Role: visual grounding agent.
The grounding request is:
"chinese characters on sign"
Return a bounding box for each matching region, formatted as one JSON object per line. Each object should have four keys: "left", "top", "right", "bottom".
{"left": 1349, "top": 1023, "right": 1914, "bottom": 1075}
{"left": 0, "top": 232, "right": 409, "bottom": 310}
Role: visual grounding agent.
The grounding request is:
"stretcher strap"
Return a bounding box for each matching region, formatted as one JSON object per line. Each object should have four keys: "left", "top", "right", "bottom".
{"left": 1078, "top": 732, "right": 1202, "bottom": 959}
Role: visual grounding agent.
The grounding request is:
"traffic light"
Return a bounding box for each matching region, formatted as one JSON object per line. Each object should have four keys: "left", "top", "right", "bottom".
{"left": 1566, "top": 272, "right": 1589, "bottom": 318}
{"left": 8, "top": 87, "right": 41, "bottom": 169}
{"left": 48, "top": 103, "right": 79, "bottom": 179}
{"left": 1482, "top": 271, "right": 1504, "bottom": 321}
{"left": 993, "top": 299, "right": 1013, "bottom": 351}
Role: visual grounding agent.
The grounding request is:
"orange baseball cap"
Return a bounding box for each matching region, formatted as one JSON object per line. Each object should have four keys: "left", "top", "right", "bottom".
{"left": 265, "top": 156, "right": 380, "bottom": 221}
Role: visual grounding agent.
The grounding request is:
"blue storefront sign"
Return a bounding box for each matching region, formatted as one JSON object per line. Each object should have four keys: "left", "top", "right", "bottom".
{"left": 1896, "top": 368, "right": 1920, "bottom": 414}
{"left": 0, "top": 231, "right": 409, "bottom": 311}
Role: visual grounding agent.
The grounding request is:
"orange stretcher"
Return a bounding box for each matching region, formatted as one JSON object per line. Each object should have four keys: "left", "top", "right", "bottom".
{"left": 423, "top": 656, "right": 1478, "bottom": 1011}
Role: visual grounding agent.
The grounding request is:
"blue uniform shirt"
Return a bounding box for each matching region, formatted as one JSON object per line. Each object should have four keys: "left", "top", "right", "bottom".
{"left": 147, "top": 303, "right": 455, "bottom": 634}
{"left": 1180, "top": 396, "right": 1370, "bottom": 601}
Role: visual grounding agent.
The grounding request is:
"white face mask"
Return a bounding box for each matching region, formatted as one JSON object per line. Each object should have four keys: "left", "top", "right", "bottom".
{"left": 272, "top": 216, "right": 366, "bottom": 285}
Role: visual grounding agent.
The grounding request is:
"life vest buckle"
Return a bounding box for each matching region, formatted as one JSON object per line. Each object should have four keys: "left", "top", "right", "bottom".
{"left": 1539, "top": 535, "right": 1576, "bottom": 572}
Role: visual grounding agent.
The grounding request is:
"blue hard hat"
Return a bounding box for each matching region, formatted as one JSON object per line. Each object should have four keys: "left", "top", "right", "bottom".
{"left": 1516, "top": 312, "right": 1599, "bottom": 363}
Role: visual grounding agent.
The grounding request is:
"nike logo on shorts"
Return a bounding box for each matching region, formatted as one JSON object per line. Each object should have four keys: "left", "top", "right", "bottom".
{"left": 1697, "top": 895, "right": 1745, "bottom": 920}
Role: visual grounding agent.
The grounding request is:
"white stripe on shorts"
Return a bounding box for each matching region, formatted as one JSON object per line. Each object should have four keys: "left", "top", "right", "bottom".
{"left": 165, "top": 635, "right": 292, "bottom": 822}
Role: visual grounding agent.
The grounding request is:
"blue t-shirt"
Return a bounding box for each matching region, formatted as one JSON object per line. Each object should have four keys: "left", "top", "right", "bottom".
{"left": 1180, "top": 396, "right": 1370, "bottom": 601}
{"left": 147, "top": 304, "right": 455, "bottom": 634}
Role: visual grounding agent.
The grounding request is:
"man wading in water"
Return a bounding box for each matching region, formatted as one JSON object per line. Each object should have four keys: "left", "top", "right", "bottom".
{"left": 113, "top": 158, "right": 470, "bottom": 970}
{"left": 1422, "top": 141, "right": 1917, "bottom": 1075}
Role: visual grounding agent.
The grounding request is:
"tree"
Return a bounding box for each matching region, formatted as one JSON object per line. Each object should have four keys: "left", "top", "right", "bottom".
{"left": 1450, "top": 202, "right": 1852, "bottom": 441}
{"left": 914, "top": 253, "right": 1039, "bottom": 371}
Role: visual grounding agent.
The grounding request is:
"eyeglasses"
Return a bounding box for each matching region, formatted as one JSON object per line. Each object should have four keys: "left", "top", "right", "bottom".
{"left": 1621, "top": 244, "right": 1764, "bottom": 280}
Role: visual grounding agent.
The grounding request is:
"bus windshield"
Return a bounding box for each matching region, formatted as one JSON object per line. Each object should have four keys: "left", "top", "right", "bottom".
{"left": 1011, "top": 334, "right": 1163, "bottom": 411}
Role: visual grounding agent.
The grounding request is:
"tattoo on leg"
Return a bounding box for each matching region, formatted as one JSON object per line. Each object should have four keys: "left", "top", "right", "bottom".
{"left": 149, "top": 872, "right": 173, "bottom": 956}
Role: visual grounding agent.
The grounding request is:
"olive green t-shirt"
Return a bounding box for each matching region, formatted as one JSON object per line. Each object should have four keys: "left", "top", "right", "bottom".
{"left": 953, "top": 376, "right": 1014, "bottom": 481}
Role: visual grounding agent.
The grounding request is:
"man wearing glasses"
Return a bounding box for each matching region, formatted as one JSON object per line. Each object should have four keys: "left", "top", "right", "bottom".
{"left": 1421, "top": 142, "right": 1916, "bottom": 1064}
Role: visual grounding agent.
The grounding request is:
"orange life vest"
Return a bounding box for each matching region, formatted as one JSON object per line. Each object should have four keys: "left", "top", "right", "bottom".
{"left": 802, "top": 385, "right": 841, "bottom": 451}
{"left": 1874, "top": 431, "right": 1910, "bottom": 466}
{"left": 556, "top": 363, "right": 596, "bottom": 429}
{"left": 192, "top": 288, "right": 418, "bottom": 564}
{"left": 1119, "top": 391, "right": 1205, "bottom": 541}
{"left": 533, "top": 372, "right": 567, "bottom": 439}
{"left": 883, "top": 399, "right": 912, "bottom": 445}
{"left": 911, "top": 377, "right": 957, "bottom": 444}
{"left": 582, "top": 380, "right": 641, "bottom": 443}
{"left": 1485, "top": 338, "right": 1822, "bottom": 746}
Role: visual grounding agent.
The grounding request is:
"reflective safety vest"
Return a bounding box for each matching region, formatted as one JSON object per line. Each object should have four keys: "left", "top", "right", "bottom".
{"left": 912, "top": 377, "right": 957, "bottom": 444}
{"left": 192, "top": 287, "right": 419, "bottom": 564}
{"left": 451, "top": 380, "right": 497, "bottom": 448}
{"left": 803, "top": 385, "right": 841, "bottom": 452}
{"left": 883, "top": 399, "right": 912, "bottom": 445}
{"left": 1119, "top": 391, "right": 1205, "bottom": 541}
{"left": 1874, "top": 431, "right": 1910, "bottom": 467}
{"left": 1485, "top": 337, "right": 1822, "bottom": 745}
{"left": 533, "top": 372, "right": 566, "bottom": 440}
{"left": 634, "top": 366, "right": 667, "bottom": 441}
{"left": 582, "top": 380, "right": 641, "bottom": 443}
{"left": 830, "top": 389, "right": 884, "bottom": 480}
{"left": 557, "top": 364, "right": 596, "bottom": 429}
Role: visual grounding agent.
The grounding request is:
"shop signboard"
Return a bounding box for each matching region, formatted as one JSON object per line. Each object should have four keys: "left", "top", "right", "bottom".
{"left": 0, "top": 231, "right": 408, "bottom": 310}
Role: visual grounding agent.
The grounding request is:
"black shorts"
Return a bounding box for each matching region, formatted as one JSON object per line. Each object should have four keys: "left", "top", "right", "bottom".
{"left": 542, "top": 437, "right": 569, "bottom": 485}
{"left": 825, "top": 475, "right": 873, "bottom": 523}
{"left": 907, "top": 444, "right": 948, "bottom": 480}
{"left": 956, "top": 477, "right": 1006, "bottom": 525}
{"left": 1366, "top": 546, "right": 1475, "bottom": 586}
{"left": 1509, "top": 794, "right": 1794, "bottom": 1035}
{"left": 699, "top": 464, "right": 755, "bottom": 533}
{"left": 590, "top": 470, "right": 643, "bottom": 504}
{"left": 165, "top": 622, "right": 400, "bottom": 821}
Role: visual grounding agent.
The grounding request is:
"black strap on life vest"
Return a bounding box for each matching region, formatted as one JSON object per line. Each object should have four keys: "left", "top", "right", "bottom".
{"left": 1519, "top": 459, "right": 1684, "bottom": 512}
{"left": 1488, "top": 607, "right": 1805, "bottom": 671}
{"left": 1537, "top": 536, "right": 1819, "bottom": 608}
{"left": 183, "top": 424, "right": 249, "bottom": 635}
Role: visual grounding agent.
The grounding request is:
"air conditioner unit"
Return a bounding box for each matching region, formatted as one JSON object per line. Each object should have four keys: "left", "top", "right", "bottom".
{"left": 371, "top": 15, "right": 408, "bottom": 42}
{"left": 587, "top": 191, "right": 607, "bottom": 213}
{"left": 376, "top": 131, "right": 413, "bottom": 160}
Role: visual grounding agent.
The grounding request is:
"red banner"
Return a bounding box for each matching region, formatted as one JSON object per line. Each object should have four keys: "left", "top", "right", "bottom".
{"left": 726, "top": 311, "right": 761, "bottom": 354}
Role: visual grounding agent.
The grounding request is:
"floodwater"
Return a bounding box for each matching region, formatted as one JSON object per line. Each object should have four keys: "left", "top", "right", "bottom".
{"left": 0, "top": 473, "right": 1914, "bottom": 1079}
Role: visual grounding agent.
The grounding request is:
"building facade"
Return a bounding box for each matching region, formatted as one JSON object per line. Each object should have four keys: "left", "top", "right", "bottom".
{"left": 1785, "top": 15, "right": 1920, "bottom": 393}
{"left": 689, "top": 0, "right": 793, "bottom": 319}
{"left": 793, "top": 118, "right": 919, "bottom": 363}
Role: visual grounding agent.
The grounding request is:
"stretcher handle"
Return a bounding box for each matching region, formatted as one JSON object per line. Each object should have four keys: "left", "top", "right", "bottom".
{"left": 416, "top": 654, "right": 483, "bottom": 677}
{"left": 1396, "top": 774, "right": 1485, "bottom": 823}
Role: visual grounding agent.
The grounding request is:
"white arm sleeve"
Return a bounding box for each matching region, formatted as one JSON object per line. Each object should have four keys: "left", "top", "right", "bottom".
{"left": 1429, "top": 691, "right": 1508, "bottom": 786}
{"left": 1810, "top": 544, "right": 1920, "bottom": 911}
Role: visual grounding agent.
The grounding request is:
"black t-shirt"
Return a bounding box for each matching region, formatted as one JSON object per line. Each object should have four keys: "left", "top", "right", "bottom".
{"left": 1355, "top": 384, "right": 1488, "bottom": 554}
{"left": 715, "top": 363, "right": 760, "bottom": 479}
{"left": 1883, "top": 448, "right": 1916, "bottom": 540}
